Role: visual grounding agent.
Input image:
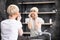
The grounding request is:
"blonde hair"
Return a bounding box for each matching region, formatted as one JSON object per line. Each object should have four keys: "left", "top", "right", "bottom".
{"left": 30, "top": 7, "right": 39, "bottom": 12}
{"left": 7, "top": 4, "right": 19, "bottom": 15}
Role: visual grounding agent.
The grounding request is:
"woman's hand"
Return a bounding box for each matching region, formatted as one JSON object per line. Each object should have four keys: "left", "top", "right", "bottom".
{"left": 17, "top": 13, "right": 22, "bottom": 21}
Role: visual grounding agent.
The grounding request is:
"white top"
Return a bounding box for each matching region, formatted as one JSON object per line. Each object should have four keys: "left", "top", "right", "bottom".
{"left": 1, "top": 19, "right": 22, "bottom": 40}
{"left": 25, "top": 17, "right": 44, "bottom": 37}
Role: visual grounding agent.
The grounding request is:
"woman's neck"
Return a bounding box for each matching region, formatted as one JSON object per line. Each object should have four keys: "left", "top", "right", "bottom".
{"left": 9, "top": 16, "right": 16, "bottom": 20}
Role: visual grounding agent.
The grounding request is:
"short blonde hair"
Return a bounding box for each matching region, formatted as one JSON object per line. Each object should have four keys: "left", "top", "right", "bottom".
{"left": 30, "top": 7, "right": 39, "bottom": 12}
{"left": 7, "top": 4, "right": 19, "bottom": 15}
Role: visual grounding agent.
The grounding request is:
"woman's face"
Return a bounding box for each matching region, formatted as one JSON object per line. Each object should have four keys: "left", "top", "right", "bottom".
{"left": 30, "top": 12, "right": 37, "bottom": 19}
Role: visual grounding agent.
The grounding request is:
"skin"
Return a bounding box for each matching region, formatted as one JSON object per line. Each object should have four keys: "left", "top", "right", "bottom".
{"left": 29, "top": 11, "right": 38, "bottom": 20}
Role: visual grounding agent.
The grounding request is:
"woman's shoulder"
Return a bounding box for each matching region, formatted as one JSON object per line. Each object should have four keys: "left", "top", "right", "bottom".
{"left": 37, "top": 17, "right": 43, "bottom": 20}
